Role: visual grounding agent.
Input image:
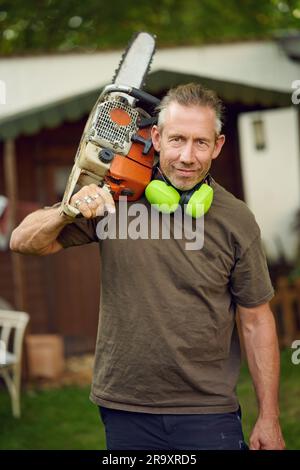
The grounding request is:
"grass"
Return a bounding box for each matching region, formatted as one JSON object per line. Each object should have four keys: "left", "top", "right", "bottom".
{"left": 0, "top": 385, "right": 105, "bottom": 450}
{"left": 238, "top": 348, "right": 300, "bottom": 450}
{"left": 0, "top": 349, "right": 299, "bottom": 450}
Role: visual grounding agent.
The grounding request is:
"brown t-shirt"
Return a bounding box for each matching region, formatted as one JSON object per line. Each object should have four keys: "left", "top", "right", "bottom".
{"left": 57, "top": 179, "right": 274, "bottom": 414}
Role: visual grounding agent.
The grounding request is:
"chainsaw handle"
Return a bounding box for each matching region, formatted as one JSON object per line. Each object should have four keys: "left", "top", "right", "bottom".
{"left": 101, "top": 84, "right": 160, "bottom": 110}
{"left": 128, "top": 87, "right": 160, "bottom": 109}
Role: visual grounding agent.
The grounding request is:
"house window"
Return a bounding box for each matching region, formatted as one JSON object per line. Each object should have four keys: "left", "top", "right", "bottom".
{"left": 252, "top": 117, "right": 266, "bottom": 151}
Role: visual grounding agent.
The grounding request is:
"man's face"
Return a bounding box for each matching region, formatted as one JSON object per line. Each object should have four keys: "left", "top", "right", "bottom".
{"left": 151, "top": 102, "right": 225, "bottom": 191}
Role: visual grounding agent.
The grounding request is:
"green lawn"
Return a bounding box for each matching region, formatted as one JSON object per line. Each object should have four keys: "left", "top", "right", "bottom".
{"left": 238, "top": 348, "right": 300, "bottom": 450}
{"left": 0, "top": 385, "right": 105, "bottom": 450}
{"left": 0, "top": 349, "right": 299, "bottom": 450}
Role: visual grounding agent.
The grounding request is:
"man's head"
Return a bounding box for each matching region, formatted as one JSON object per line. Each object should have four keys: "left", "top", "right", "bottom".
{"left": 151, "top": 83, "right": 225, "bottom": 191}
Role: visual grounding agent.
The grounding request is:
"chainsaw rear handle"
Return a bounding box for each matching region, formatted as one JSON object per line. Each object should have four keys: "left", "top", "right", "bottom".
{"left": 128, "top": 87, "right": 160, "bottom": 109}
{"left": 101, "top": 84, "right": 160, "bottom": 110}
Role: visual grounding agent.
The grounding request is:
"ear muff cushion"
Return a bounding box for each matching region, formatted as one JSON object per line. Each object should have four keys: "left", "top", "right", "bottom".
{"left": 185, "top": 184, "right": 214, "bottom": 218}
{"left": 145, "top": 180, "right": 180, "bottom": 213}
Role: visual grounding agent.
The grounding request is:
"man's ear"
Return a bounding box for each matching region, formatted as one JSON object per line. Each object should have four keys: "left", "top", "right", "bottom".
{"left": 151, "top": 125, "right": 161, "bottom": 152}
{"left": 212, "top": 134, "right": 225, "bottom": 160}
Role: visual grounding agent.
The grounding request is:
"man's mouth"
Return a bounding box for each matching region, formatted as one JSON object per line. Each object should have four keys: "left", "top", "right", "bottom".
{"left": 175, "top": 168, "right": 196, "bottom": 176}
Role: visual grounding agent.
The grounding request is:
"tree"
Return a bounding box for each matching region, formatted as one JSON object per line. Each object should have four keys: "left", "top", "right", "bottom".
{"left": 0, "top": 0, "right": 300, "bottom": 55}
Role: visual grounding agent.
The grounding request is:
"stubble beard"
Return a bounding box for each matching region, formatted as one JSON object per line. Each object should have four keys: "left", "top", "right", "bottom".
{"left": 166, "top": 165, "right": 211, "bottom": 191}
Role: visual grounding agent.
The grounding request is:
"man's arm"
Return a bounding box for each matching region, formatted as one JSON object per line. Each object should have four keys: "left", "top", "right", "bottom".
{"left": 10, "top": 183, "right": 115, "bottom": 256}
{"left": 10, "top": 206, "right": 71, "bottom": 255}
{"left": 237, "top": 302, "right": 285, "bottom": 450}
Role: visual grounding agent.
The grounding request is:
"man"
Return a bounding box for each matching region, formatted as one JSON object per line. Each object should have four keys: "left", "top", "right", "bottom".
{"left": 10, "top": 83, "right": 285, "bottom": 451}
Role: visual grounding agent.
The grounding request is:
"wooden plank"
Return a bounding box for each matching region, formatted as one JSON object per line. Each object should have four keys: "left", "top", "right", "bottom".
{"left": 3, "top": 139, "right": 26, "bottom": 311}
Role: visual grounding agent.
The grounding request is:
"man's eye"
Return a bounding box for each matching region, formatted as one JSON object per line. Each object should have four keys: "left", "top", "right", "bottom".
{"left": 171, "top": 136, "right": 182, "bottom": 142}
{"left": 197, "top": 140, "right": 209, "bottom": 148}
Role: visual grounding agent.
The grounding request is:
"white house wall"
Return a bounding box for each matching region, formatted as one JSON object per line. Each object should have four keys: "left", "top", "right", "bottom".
{"left": 238, "top": 107, "right": 300, "bottom": 262}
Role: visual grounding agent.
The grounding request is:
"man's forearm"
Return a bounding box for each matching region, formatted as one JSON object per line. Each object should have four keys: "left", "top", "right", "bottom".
{"left": 10, "top": 206, "right": 72, "bottom": 255}
{"left": 238, "top": 303, "right": 285, "bottom": 449}
{"left": 10, "top": 183, "right": 115, "bottom": 256}
{"left": 241, "top": 309, "right": 280, "bottom": 417}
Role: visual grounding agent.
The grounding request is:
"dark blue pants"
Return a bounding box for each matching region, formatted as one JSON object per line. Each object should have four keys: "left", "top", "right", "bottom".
{"left": 99, "top": 406, "right": 248, "bottom": 450}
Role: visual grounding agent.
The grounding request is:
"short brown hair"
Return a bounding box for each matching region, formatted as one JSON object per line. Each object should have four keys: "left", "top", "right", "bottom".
{"left": 157, "top": 83, "right": 224, "bottom": 134}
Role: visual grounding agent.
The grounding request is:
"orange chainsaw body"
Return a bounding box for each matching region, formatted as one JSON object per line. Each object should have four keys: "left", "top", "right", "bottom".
{"left": 106, "top": 126, "right": 154, "bottom": 200}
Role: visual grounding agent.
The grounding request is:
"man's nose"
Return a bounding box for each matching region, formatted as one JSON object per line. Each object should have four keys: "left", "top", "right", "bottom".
{"left": 179, "top": 142, "right": 195, "bottom": 164}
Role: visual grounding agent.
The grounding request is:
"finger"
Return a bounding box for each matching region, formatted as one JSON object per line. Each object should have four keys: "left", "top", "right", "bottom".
{"left": 88, "top": 195, "right": 108, "bottom": 217}
{"left": 80, "top": 194, "right": 108, "bottom": 218}
{"left": 86, "top": 183, "right": 112, "bottom": 201}
{"left": 77, "top": 201, "right": 93, "bottom": 219}
{"left": 281, "top": 438, "right": 286, "bottom": 450}
{"left": 84, "top": 193, "right": 104, "bottom": 212}
{"left": 249, "top": 438, "right": 260, "bottom": 450}
{"left": 96, "top": 185, "right": 116, "bottom": 213}
{"left": 95, "top": 204, "right": 107, "bottom": 217}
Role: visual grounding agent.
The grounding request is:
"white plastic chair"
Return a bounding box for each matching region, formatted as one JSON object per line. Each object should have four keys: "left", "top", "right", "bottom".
{"left": 0, "top": 310, "right": 29, "bottom": 418}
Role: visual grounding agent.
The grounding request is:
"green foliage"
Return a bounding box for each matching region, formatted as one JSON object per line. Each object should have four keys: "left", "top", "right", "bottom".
{"left": 0, "top": 0, "right": 300, "bottom": 55}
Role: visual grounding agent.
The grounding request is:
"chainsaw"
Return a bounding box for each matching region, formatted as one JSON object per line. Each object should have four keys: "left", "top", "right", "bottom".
{"left": 60, "top": 31, "right": 160, "bottom": 218}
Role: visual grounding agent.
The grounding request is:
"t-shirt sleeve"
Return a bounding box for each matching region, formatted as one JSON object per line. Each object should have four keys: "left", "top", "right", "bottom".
{"left": 229, "top": 235, "right": 274, "bottom": 308}
{"left": 57, "top": 216, "right": 99, "bottom": 248}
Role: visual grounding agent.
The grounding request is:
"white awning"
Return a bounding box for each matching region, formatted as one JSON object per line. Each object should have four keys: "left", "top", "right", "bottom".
{"left": 0, "top": 40, "right": 297, "bottom": 140}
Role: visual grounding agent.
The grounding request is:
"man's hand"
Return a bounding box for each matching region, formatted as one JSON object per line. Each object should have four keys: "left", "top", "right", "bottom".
{"left": 249, "top": 416, "right": 285, "bottom": 450}
{"left": 70, "top": 184, "right": 115, "bottom": 219}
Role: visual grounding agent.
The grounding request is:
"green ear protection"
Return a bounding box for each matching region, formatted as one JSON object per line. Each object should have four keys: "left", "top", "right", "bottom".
{"left": 145, "top": 168, "right": 213, "bottom": 218}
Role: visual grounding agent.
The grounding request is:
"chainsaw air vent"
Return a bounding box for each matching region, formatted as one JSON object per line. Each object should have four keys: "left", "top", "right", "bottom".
{"left": 89, "top": 100, "right": 139, "bottom": 154}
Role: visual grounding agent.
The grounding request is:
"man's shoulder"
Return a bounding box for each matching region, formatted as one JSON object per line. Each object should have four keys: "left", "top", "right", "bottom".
{"left": 210, "top": 178, "right": 261, "bottom": 243}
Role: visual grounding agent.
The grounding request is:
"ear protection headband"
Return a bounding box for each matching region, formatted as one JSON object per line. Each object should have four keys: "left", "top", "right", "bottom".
{"left": 145, "top": 167, "right": 213, "bottom": 218}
